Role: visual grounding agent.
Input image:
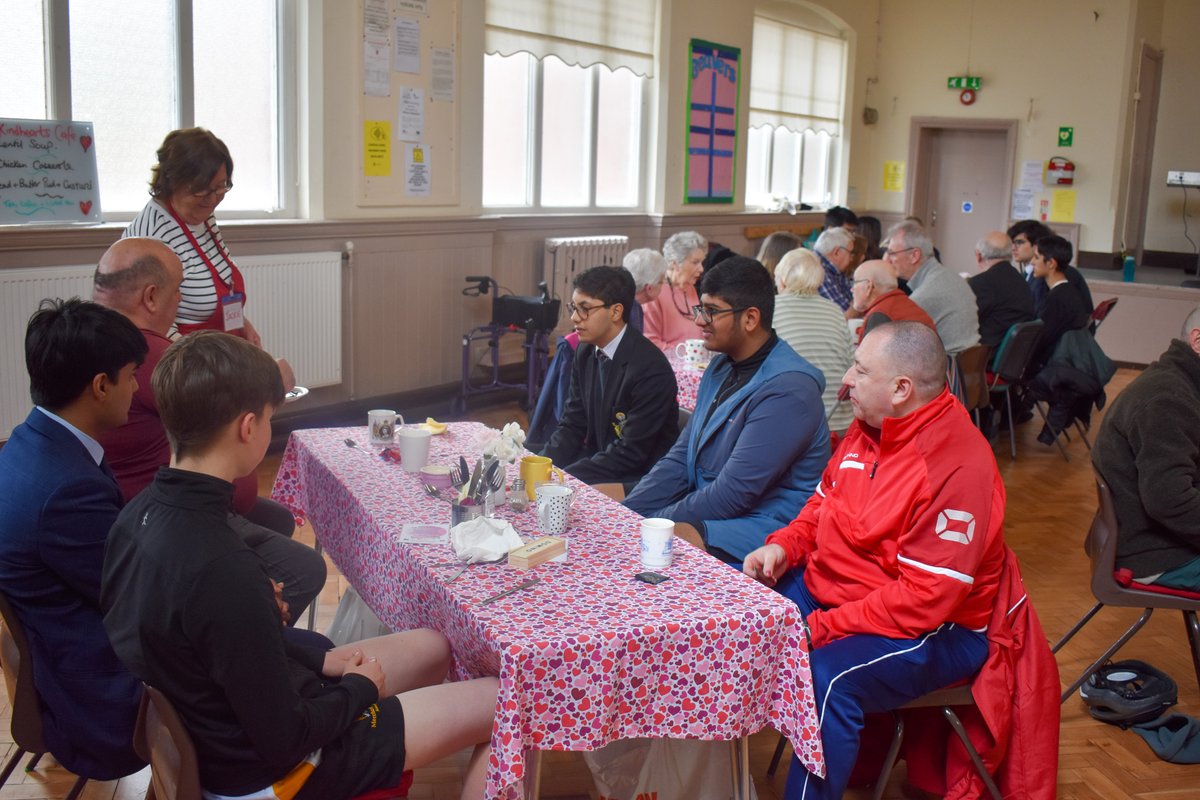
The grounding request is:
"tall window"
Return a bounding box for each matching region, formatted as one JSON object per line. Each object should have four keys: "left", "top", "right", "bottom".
{"left": 481, "top": 0, "right": 654, "bottom": 210}
{"left": 0, "top": 0, "right": 293, "bottom": 218}
{"left": 745, "top": 13, "right": 846, "bottom": 210}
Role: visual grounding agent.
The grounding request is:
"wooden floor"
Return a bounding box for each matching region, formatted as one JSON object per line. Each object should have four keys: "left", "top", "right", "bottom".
{"left": 5, "top": 368, "right": 1200, "bottom": 799}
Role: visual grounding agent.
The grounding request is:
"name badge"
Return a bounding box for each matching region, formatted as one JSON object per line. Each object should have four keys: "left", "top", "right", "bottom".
{"left": 221, "top": 293, "right": 246, "bottom": 332}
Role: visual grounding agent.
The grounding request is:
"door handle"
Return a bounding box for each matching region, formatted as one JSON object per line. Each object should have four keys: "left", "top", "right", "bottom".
{"left": 931, "top": 210, "right": 938, "bottom": 226}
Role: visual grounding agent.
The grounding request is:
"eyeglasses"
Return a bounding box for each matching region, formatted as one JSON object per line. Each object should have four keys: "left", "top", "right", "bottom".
{"left": 883, "top": 246, "right": 918, "bottom": 259}
{"left": 191, "top": 181, "right": 233, "bottom": 200}
{"left": 1012, "top": 237, "right": 1030, "bottom": 246}
{"left": 692, "top": 304, "right": 749, "bottom": 324}
{"left": 567, "top": 301, "right": 612, "bottom": 319}
{"left": 852, "top": 278, "right": 871, "bottom": 286}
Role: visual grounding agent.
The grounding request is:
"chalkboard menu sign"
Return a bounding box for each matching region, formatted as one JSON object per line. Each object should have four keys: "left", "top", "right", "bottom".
{"left": 0, "top": 118, "right": 101, "bottom": 225}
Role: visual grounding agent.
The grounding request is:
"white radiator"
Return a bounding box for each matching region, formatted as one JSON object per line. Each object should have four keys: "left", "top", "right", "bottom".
{"left": 0, "top": 251, "right": 342, "bottom": 440}
{"left": 542, "top": 236, "right": 629, "bottom": 333}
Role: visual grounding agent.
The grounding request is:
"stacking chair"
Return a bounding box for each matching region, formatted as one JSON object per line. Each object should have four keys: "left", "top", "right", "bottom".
{"left": 985, "top": 320, "right": 1044, "bottom": 459}
{"left": 135, "top": 685, "right": 414, "bottom": 800}
{"left": 949, "top": 344, "right": 991, "bottom": 426}
{"left": 1051, "top": 471, "right": 1200, "bottom": 703}
{"left": 871, "top": 682, "right": 1001, "bottom": 800}
{"left": 0, "top": 590, "right": 88, "bottom": 799}
{"left": 1088, "top": 297, "right": 1118, "bottom": 335}
{"left": 766, "top": 681, "right": 1001, "bottom": 800}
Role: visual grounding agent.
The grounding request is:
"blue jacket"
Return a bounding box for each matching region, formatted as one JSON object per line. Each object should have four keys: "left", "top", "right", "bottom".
{"left": 624, "top": 338, "right": 830, "bottom": 559}
{"left": 0, "top": 409, "right": 144, "bottom": 779}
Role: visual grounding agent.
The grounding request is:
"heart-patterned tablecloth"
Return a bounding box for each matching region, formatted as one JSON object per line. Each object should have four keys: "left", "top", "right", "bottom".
{"left": 669, "top": 353, "right": 704, "bottom": 413}
{"left": 272, "top": 422, "right": 824, "bottom": 799}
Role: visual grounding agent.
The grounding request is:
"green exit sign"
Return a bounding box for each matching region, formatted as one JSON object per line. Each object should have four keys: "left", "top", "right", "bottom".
{"left": 947, "top": 76, "right": 982, "bottom": 90}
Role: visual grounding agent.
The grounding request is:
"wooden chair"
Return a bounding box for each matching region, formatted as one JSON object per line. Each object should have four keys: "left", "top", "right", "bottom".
{"left": 1051, "top": 470, "right": 1200, "bottom": 703}
{"left": 134, "top": 685, "right": 413, "bottom": 800}
{"left": 0, "top": 590, "right": 88, "bottom": 799}
{"left": 950, "top": 344, "right": 991, "bottom": 426}
{"left": 985, "top": 320, "right": 1044, "bottom": 459}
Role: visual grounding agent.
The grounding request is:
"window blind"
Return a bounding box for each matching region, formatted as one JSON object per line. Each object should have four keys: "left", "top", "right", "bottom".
{"left": 749, "top": 16, "right": 844, "bottom": 136}
{"left": 484, "top": 0, "right": 656, "bottom": 77}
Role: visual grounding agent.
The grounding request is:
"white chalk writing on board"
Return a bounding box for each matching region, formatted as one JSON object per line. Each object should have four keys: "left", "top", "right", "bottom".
{"left": 0, "top": 118, "right": 101, "bottom": 225}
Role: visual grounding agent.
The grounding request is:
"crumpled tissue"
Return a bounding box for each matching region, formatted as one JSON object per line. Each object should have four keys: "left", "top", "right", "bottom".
{"left": 451, "top": 515, "right": 524, "bottom": 562}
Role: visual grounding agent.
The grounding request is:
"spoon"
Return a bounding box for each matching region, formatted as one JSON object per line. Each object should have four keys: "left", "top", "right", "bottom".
{"left": 344, "top": 438, "right": 379, "bottom": 462}
{"left": 421, "top": 484, "right": 456, "bottom": 503}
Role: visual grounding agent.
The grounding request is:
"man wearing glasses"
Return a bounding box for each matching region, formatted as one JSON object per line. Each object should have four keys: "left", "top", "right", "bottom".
{"left": 883, "top": 221, "right": 980, "bottom": 355}
{"left": 624, "top": 257, "right": 830, "bottom": 564}
{"left": 1007, "top": 220, "right": 1094, "bottom": 314}
{"left": 541, "top": 266, "right": 679, "bottom": 487}
{"left": 812, "top": 227, "right": 857, "bottom": 312}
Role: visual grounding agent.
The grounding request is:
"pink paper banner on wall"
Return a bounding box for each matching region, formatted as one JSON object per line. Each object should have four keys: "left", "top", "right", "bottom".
{"left": 685, "top": 39, "right": 740, "bottom": 204}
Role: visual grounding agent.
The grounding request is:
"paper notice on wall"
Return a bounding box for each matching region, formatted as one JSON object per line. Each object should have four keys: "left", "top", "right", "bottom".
{"left": 364, "top": 0, "right": 389, "bottom": 36}
{"left": 1011, "top": 188, "right": 1034, "bottom": 219}
{"left": 398, "top": 0, "right": 428, "bottom": 12}
{"left": 405, "top": 143, "right": 431, "bottom": 197}
{"left": 394, "top": 17, "right": 421, "bottom": 74}
{"left": 1020, "top": 160, "right": 1044, "bottom": 190}
{"left": 1049, "top": 189, "right": 1076, "bottom": 223}
{"left": 398, "top": 88, "right": 424, "bottom": 141}
{"left": 883, "top": 161, "right": 905, "bottom": 192}
{"left": 364, "top": 36, "right": 390, "bottom": 96}
{"left": 364, "top": 120, "right": 391, "bottom": 176}
{"left": 431, "top": 48, "right": 455, "bottom": 102}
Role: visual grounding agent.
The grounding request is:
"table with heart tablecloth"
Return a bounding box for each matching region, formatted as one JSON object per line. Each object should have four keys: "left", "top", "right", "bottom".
{"left": 272, "top": 422, "right": 824, "bottom": 799}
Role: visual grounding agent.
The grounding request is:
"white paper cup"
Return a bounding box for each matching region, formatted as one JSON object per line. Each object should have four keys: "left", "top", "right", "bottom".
{"left": 368, "top": 409, "right": 400, "bottom": 447}
{"left": 394, "top": 427, "right": 432, "bottom": 472}
{"left": 640, "top": 517, "right": 675, "bottom": 569}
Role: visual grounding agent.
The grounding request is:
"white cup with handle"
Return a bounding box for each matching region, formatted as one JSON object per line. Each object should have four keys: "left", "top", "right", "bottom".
{"left": 368, "top": 409, "right": 403, "bottom": 447}
{"left": 394, "top": 426, "right": 432, "bottom": 472}
{"left": 674, "top": 338, "right": 707, "bottom": 365}
{"left": 536, "top": 484, "right": 575, "bottom": 536}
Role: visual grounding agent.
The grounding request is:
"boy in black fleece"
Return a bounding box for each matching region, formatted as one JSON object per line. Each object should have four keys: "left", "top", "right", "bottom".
{"left": 102, "top": 331, "right": 496, "bottom": 800}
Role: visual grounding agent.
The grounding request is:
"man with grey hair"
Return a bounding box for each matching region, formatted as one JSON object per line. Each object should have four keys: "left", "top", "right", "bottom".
{"left": 1092, "top": 306, "right": 1200, "bottom": 591}
{"left": 812, "top": 227, "right": 855, "bottom": 311}
{"left": 967, "top": 230, "right": 1034, "bottom": 348}
{"left": 744, "top": 320, "right": 1012, "bottom": 800}
{"left": 850, "top": 259, "right": 935, "bottom": 344}
{"left": 885, "top": 221, "right": 980, "bottom": 354}
{"left": 622, "top": 248, "right": 668, "bottom": 333}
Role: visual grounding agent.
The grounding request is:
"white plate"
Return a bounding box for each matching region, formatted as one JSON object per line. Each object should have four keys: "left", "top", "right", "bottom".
{"left": 284, "top": 386, "right": 310, "bottom": 404}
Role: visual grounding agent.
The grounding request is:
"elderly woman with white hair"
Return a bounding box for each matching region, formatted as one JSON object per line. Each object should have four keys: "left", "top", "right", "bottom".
{"left": 643, "top": 231, "right": 707, "bottom": 351}
{"left": 622, "top": 248, "right": 668, "bottom": 333}
{"left": 773, "top": 248, "right": 856, "bottom": 432}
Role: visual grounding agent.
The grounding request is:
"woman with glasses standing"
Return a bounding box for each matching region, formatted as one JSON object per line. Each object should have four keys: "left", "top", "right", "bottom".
{"left": 642, "top": 230, "right": 708, "bottom": 351}
{"left": 124, "top": 128, "right": 262, "bottom": 346}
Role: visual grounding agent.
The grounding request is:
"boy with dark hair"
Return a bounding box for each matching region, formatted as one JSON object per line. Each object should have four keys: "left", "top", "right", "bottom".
{"left": 0, "top": 298, "right": 149, "bottom": 780}
{"left": 824, "top": 205, "right": 859, "bottom": 231}
{"left": 1007, "top": 219, "right": 1093, "bottom": 313}
{"left": 542, "top": 265, "right": 679, "bottom": 487}
{"left": 625, "top": 257, "right": 830, "bottom": 562}
{"left": 102, "top": 331, "right": 497, "bottom": 800}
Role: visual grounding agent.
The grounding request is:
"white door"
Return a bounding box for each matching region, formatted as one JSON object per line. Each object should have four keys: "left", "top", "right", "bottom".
{"left": 924, "top": 128, "right": 1010, "bottom": 274}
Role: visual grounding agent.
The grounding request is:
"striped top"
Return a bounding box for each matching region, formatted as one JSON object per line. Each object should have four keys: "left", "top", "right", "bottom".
{"left": 124, "top": 200, "right": 243, "bottom": 327}
{"left": 773, "top": 293, "right": 856, "bottom": 432}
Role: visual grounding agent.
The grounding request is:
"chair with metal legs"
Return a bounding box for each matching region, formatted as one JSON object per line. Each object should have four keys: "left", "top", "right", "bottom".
{"left": 1051, "top": 470, "right": 1200, "bottom": 703}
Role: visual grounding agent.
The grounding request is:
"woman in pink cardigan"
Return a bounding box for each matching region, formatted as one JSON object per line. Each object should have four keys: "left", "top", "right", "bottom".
{"left": 643, "top": 231, "right": 707, "bottom": 351}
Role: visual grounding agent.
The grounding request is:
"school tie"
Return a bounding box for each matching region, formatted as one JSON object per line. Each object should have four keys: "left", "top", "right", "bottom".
{"left": 595, "top": 349, "right": 610, "bottom": 396}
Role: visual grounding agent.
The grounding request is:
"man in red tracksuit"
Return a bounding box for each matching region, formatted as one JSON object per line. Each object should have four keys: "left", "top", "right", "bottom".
{"left": 744, "top": 321, "right": 1007, "bottom": 800}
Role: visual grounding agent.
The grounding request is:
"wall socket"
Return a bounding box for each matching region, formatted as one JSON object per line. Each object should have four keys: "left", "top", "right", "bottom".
{"left": 1167, "top": 170, "right": 1200, "bottom": 187}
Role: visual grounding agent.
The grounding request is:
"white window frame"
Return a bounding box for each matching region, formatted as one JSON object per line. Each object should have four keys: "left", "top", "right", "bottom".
{"left": 37, "top": 0, "right": 298, "bottom": 221}
{"left": 745, "top": 9, "right": 847, "bottom": 212}
{"left": 483, "top": 52, "right": 648, "bottom": 213}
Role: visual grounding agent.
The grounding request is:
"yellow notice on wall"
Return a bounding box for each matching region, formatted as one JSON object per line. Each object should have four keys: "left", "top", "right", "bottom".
{"left": 364, "top": 120, "right": 391, "bottom": 177}
{"left": 1049, "top": 189, "right": 1076, "bottom": 223}
{"left": 883, "top": 161, "right": 905, "bottom": 192}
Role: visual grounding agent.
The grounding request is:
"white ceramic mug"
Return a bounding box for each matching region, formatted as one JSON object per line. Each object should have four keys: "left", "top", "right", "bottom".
{"left": 394, "top": 427, "right": 432, "bottom": 472}
{"left": 640, "top": 517, "right": 675, "bottom": 569}
{"left": 368, "top": 409, "right": 403, "bottom": 447}
{"left": 536, "top": 484, "right": 575, "bottom": 536}
{"left": 674, "top": 338, "right": 707, "bottom": 365}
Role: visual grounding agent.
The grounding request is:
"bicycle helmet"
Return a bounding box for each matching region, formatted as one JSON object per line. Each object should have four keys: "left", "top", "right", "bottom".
{"left": 1079, "top": 659, "right": 1177, "bottom": 728}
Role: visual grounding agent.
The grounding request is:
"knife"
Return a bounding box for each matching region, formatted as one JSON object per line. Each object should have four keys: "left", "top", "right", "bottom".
{"left": 478, "top": 577, "right": 540, "bottom": 606}
{"left": 466, "top": 458, "right": 483, "bottom": 503}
